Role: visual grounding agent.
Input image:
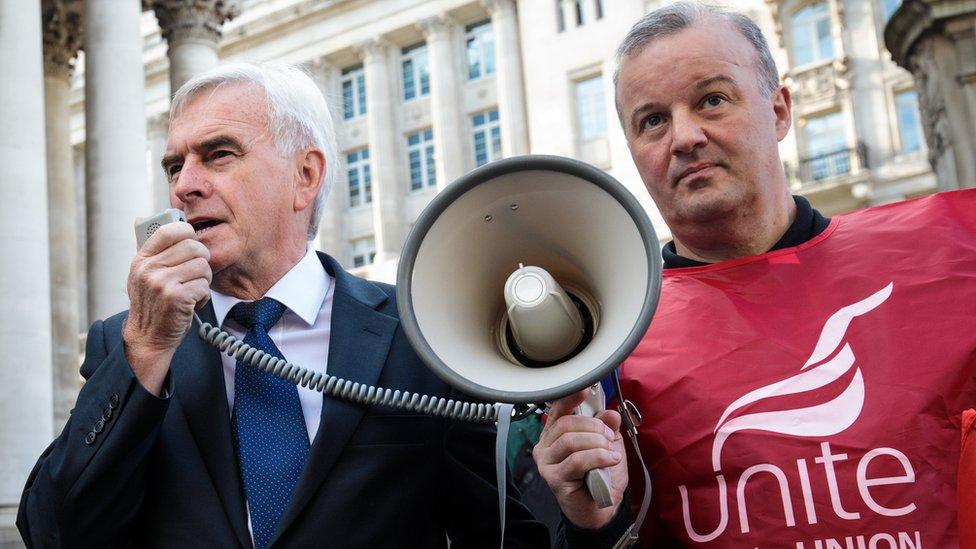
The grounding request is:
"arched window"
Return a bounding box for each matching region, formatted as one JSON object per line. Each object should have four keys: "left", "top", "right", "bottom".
{"left": 791, "top": 3, "right": 834, "bottom": 67}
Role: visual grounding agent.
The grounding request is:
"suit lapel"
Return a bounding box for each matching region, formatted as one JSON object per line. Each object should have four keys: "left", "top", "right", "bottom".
{"left": 271, "top": 254, "right": 398, "bottom": 545}
{"left": 174, "top": 304, "right": 250, "bottom": 548}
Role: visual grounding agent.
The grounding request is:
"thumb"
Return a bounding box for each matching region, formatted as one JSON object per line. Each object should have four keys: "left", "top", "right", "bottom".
{"left": 596, "top": 409, "right": 623, "bottom": 435}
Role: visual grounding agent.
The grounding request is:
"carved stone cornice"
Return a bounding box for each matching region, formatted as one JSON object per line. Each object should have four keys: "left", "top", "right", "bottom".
{"left": 41, "top": 0, "right": 83, "bottom": 79}
{"left": 150, "top": 0, "right": 241, "bottom": 45}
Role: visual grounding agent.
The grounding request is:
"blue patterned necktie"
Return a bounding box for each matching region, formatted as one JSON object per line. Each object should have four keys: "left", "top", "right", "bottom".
{"left": 228, "top": 298, "right": 309, "bottom": 549}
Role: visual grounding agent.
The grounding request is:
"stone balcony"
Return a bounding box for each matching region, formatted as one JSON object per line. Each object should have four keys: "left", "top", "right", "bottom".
{"left": 784, "top": 57, "right": 851, "bottom": 105}
{"left": 785, "top": 142, "right": 872, "bottom": 213}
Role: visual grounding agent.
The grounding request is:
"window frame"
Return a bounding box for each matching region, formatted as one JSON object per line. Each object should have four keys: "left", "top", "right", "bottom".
{"left": 789, "top": 2, "right": 835, "bottom": 68}
{"left": 345, "top": 147, "right": 372, "bottom": 209}
{"left": 340, "top": 64, "right": 367, "bottom": 120}
{"left": 407, "top": 128, "right": 436, "bottom": 191}
{"left": 574, "top": 74, "right": 608, "bottom": 143}
{"left": 471, "top": 109, "right": 502, "bottom": 167}
{"left": 465, "top": 20, "right": 495, "bottom": 81}
{"left": 401, "top": 43, "right": 431, "bottom": 101}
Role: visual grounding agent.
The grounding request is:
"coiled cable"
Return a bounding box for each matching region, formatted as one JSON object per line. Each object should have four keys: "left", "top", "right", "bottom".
{"left": 193, "top": 314, "right": 500, "bottom": 424}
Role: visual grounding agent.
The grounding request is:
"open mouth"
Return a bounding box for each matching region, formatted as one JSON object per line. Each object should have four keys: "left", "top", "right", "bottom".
{"left": 191, "top": 219, "right": 223, "bottom": 235}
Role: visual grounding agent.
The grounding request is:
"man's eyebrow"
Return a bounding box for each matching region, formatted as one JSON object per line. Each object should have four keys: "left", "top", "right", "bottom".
{"left": 199, "top": 135, "right": 245, "bottom": 152}
{"left": 161, "top": 152, "right": 181, "bottom": 172}
{"left": 628, "top": 102, "right": 660, "bottom": 130}
{"left": 160, "top": 135, "right": 245, "bottom": 172}
{"left": 695, "top": 75, "right": 738, "bottom": 90}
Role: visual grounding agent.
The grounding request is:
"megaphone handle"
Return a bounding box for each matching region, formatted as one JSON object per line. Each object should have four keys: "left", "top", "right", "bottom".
{"left": 577, "top": 384, "right": 615, "bottom": 509}
{"left": 585, "top": 467, "right": 614, "bottom": 508}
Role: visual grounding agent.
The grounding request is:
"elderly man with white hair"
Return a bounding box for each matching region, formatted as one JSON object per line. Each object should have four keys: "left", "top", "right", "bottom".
{"left": 18, "top": 63, "right": 552, "bottom": 548}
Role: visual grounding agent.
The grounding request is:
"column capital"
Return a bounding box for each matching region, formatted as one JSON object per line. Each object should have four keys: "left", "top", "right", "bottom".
{"left": 481, "top": 0, "right": 517, "bottom": 16}
{"left": 148, "top": 111, "right": 171, "bottom": 135}
{"left": 417, "top": 14, "right": 458, "bottom": 40}
{"left": 303, "top": 56, "right": 335, "bottom": 73}
{"left": 42, "top": 0, "right": 84, "bottom": 79}
{"left": 355, "top": 38, "right": 393, "bottom": 63}
{"left": 150, "top": 0, "right": 241, "bottom": 45}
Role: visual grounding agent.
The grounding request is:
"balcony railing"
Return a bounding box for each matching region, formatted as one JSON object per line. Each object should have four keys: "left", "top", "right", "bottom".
{"left": 786, "top": 142, "right": 868, "bottom": 188}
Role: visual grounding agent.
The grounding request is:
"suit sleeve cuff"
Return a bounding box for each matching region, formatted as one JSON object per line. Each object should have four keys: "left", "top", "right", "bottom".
{"left": 562, "top": 493, "right": 633, "bottom": 548}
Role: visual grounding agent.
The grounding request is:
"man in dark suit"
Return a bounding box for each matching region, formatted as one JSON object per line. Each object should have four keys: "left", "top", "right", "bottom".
{"left": 18, "top": 62, "right": 549, "bottom": 548}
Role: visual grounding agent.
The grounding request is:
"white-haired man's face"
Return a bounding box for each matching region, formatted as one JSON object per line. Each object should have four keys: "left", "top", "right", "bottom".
{"left": 162, "top": 83, "right": 320, "bottom": 292}
{"left": 616, "top": 18, "right": 792, "bottom": 235}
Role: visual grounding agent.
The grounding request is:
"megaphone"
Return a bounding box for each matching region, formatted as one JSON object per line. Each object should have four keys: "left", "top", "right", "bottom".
{"left": 396, "top": 154, "right": 662, "bottom": 405}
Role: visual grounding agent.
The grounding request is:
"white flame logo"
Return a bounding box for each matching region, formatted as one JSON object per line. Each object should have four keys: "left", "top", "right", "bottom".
{"left": 710, "top": 282, "right": 894, "bottom": 472}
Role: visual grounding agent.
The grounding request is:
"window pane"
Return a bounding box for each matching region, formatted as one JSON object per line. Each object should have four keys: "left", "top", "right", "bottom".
{"left": 466, "top": 21, "right": 495, "bottom": 81}
{"left": 425, "top": 143, "right": 436, "bottom": 187}
{"left": 803, "top": 111, "right": 847, "bottom": 179}
{"left": 342, "top": 81, "right": 354, "bottom": 120}
{"left": 792, "top": 3, "right": 833, "bottom": 66}
{"left": 575, "top": 76, "right": 607, "bottom": 141}
{"left": 403, "top": 59, "right": 416, "bottom": 100}
{"left": 341, "top": 65, "right": 366, "bottom": 119}
{"left": 883, "top": 0, "right": 900, "bottom": 19}
{"left": 896, "top": 90, "right": 923, "bottom": 154}
{"left": 471, "top": 109, "right": 502, "bottom": 167}
{"left": 804, "top": 111, "right": 845, "bottom": 155}
{"left": 345, "top": 147, "right": 370, "bottom": 207}
{"left": 409, "top": 149, "right": 422, "bottom": 190}
{"left": 357, "top": 74, "right": 367, "bottom": 115}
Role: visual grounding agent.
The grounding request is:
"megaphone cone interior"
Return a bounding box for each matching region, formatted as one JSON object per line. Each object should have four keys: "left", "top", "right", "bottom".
{"left": 397, "top": 156, "right": 662, "bottom": 404}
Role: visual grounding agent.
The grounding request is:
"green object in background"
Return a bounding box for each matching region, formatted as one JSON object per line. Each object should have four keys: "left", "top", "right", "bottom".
{"left": 506, "top": 413, "right": 544, "bottom": 470}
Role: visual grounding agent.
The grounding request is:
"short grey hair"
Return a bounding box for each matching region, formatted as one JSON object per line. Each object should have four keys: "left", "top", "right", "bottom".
{"left": 171, "top": 62, "right": 338, "bottom": 241}
{"left": 614, "top": 2, "right": 780, "bottom": 97}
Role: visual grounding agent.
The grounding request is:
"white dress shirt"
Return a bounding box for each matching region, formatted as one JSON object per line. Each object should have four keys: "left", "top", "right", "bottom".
{"left": 210, "top": 247, "right": 334, "bottom": 444}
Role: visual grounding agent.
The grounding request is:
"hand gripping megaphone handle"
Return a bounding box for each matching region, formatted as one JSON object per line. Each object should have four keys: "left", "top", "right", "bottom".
{"left": 578, "top": 383, "right": 614, "bottom": 508}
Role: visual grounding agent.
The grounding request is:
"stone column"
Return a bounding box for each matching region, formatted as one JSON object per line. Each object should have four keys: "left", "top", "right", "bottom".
{"left": 886, "top": 0, "right": 976, "bottom": 189}
{"left": 307, "top": 58, "right": 346, "bottom": 257}
{"left": 151, "top": 0, "right": 241, "bottom": 94}
{"left": 148, "top": 113, "right": 172, "bottom": 212}
{"left": 419, "top": 15, "right": 466, "bottom": 189}
{"left": 0, "top": 0, "right": 53, "bottom": 534}
{"left": 358, "top": 39, "right": 403, "bottom": 264}
{"left": 43, "top": 0, "right": 84, "bottom": 433}
{"left": 483, "top": 0, "right": 530, "bottom": 156}
{"left": 85, "top": 0, "right": 152, "bottom": 322}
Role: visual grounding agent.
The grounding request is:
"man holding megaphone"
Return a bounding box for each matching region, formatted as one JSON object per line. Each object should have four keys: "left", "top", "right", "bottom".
{"left": 536, "top": 2, "right": 976, "bottom": 547}
{"left": 18, "top": 63, "right": 558, "bottom": 548}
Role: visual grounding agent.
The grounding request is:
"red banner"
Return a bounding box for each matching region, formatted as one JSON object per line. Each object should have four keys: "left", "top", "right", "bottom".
{"left": 622, "top": 190, "right": 976, "bottom": 548}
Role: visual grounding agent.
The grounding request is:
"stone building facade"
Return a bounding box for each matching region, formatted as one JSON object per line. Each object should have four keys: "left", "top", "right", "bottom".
{"left": 0, "top": 0, "right": 941, "bottom": 544}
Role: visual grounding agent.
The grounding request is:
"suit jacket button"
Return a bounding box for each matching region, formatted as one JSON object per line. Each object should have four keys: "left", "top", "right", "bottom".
{"left": 102, "top": 407, "right": 113, "bottom": 422}
{"left": 109, "top": 394, "right": 120, "bottom": 409}
{"left": 84, "top": 432, "right": 96, "bottom": 445}
{"left": 93, "top": 419, "right": 105, "bottom": 434}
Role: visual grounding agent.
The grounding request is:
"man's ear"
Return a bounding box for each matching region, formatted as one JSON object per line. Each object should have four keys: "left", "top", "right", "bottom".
{"left": 773, "top": 85, "right": 793, "bottom": 141}
{"left": 294, "top": 148, "right": 326, "bottom": 212}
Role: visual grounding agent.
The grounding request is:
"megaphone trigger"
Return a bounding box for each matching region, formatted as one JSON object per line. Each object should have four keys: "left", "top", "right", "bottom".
{"left": 577, "top": 383, "right": 614, "bottom": 508}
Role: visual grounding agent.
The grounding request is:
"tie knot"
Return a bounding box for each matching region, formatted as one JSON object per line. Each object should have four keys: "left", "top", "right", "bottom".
{"left": 228, "top": 297, "right": 288, "bottom": 330}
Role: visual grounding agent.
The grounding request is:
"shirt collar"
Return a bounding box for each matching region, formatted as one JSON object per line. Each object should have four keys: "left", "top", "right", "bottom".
{"left": 211, "top": 247, "right": 330, "bottom": 328}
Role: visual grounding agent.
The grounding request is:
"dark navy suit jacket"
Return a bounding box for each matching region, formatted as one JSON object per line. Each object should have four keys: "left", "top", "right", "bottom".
{"left": 18, "top": 253, "right": 551, "bottom": 548}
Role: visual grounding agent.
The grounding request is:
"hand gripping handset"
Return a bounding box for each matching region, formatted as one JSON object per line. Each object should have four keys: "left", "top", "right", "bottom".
{"left": 576, "top": 383, "right": 614, "bottom": 508}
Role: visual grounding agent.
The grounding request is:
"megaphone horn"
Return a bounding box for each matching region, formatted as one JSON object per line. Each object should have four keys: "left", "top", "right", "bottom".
{"left": 396, "top": 155, "right": 663, "bottom": 405}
